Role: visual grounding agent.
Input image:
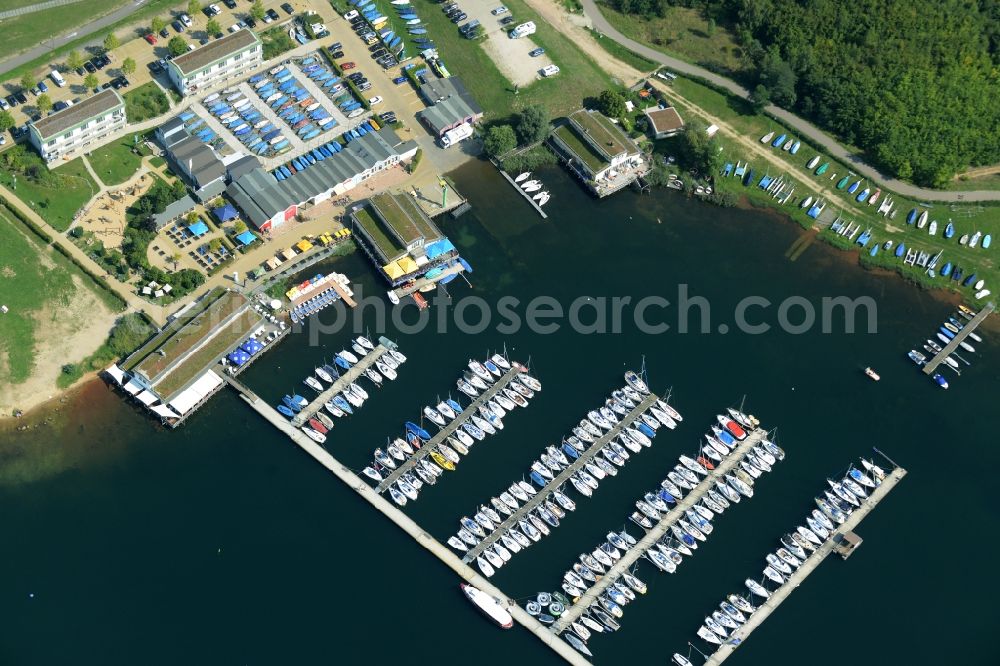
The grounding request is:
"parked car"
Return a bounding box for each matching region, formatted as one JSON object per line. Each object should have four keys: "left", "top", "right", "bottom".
{"left": 30, "top": 86, "right": 40, "bottom": 96}
{"left": 245, "top": 16, "right": 256, "bottom": 28}
{"left": 330, "top": 41, "right": 342, "bottom": 50}
{"left": 0, "top": 135, "right": 6, "bottom": 146}
{"left": 172, "top": 20, "right": 185, "bottom": 32}
{"left": 75, "top": 66, "right": 85, "bottom": 76}
{"left": 341, "top": 61, "right": 356, "bottom": 70}
{"left": 38, "top": 81, "right": 48, "bottom": 93}
{"left": 149, "top": 60, "right": 163, "bottom": 72}
{"left": 499, "top": 15, "right": 515, "bottom": 25}
{"left": 205, "top": 4, "right": 221, "bottom": 16}
{"left": 451, "top": 12, "right": 467, "bottom": 22}
{"left": 160, "top": 27, "right": 170, "bottom": 38}
{"left": 491, "top": 5, "right": 508, "bottom": 14}
{"left": 368, "top": 95, "right": 383, "bottom": 106}
{"left": 84, "top": 60, "right": 97, "bottom": 73}
{"left": 0, "top": 98, "right": 9, "bottom": 111}
{"left": 266, "top": 8, "right": 279, "bottom": 21}
{"left": 179, "top": 12, "right": 193, "bottom": 26}
{"left": 15, "top": 91, "right": 27, "bottom": 104}
{"left": 529, "top": 47, "right": 545, "bottom": 57}
{"left": 281, "top": 2, "right": 293, "bottom": 14}
{"left": 392, "top": 76, "right": 407, "bottom": 85}
{"left": 6, "top": 95, "right": 18, "bottom": 108}
{"left": 224, "top": 0, "right": 237, "bottom": 8}
{"left": 358, "top": 81, "right": 372, "bottom": 92}
{"left": 331, "top": 50, "right": 344, "bottom": 58}
{"left": 344, "top": 9, "right": 358, "bottom": 20}
{"left": 144, "top": 33, "right": 157, "bottom": 45}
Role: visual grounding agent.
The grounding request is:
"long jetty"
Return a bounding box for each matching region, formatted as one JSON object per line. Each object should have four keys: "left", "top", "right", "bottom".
{"left": 922, "top": 301, "right": 994, "bottom": 374}
{"left": 552, "top": 426, "right": 769, "bottom": 633}
{"left": 462, "top": 392, "right": 661, "bottom": 565}
{"left": 495, "top": 164, "right": 549, "bottom": 219}
{"left": 228, "top": 386, "right": 590, "bottom": 665}
{"left": 703, "top": 465, "right": 907, "bottom": 664}
{"left": 375, "top": 365, "right": 523, "bottom": 494}
{"left": 292, "top": 344, "right": 390, "bottom": 427}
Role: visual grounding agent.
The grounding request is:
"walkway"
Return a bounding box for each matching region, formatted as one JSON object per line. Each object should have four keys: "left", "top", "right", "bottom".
{"left": 551, "top": 425, "right": 769, "bottom": 633}
{"left": 577, "top": 0, "right": 1000, "bottom": 203}
{"left": 0, "top": 0, "right": 85, "bottom": 19}
{"left": 291, "top": 345, "right": 390, "bottom": 427}
{"left": 923, "top": 301, "right": 995, "bottom": 374}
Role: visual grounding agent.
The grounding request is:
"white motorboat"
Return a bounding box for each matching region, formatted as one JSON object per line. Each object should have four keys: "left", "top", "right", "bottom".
{"left": 624, "top": 370, "right": 649, "bottom": 393}
{"left": 423, "top": 406, "right": 446, "bottom": 427}
{"left": 339, "top": 349, "right": 359, "bottom": 364}
{"left": 745, "top": 578, "right": 771, "bottom": 598}
{"left": 698, "top": 626, "right": 722, "bottom": 645}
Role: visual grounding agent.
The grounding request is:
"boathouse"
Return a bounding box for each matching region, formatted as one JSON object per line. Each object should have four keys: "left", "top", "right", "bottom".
{"left": 349, "top": 192, "right": 459, "bottom": 286}
{"left": 548, "top": 109, "right": 649, "bottom": 197}
{"left": 643, "top": 106, "right": 685, "bottom": 139}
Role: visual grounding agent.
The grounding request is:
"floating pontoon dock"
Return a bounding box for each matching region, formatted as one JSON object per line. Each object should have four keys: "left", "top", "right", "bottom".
{"left": 551, "top": 426, "right": 770, "bottom": 633}
{"left": 375, "top": 364, "right": 524, "bottom": 494}
{"left": 462, "top": 392, "right": 660, "bottom": 565}
{"left": 291, "top": 344, "right": 390, "bottom": 427}
{"left": 229, "top": 377, "right": 590, "bottom": 666}
{"left": 495, "top": 163, "right": 549, "bottom": 219}
{"left": 703, "top": 465, "right": 907, "bottom": 664}
{"left": 922, "top": 301, "right": 994, "bottom": 375}
{"left": 392, "top": 261, "right": 467, "bottom": 299}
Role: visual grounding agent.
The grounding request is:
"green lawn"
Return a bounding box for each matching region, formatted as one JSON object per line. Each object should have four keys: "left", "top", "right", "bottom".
{"left": 86, "top": 138, "right": 143, "bottom": 186}
{"left": 661, "top": 75, "right": 1000, "bottom": 298}
{"left": 0, "top": 209, "right": 88, "bottom": 386}
{"left": 410, "top": 0, "right": 614, "bottom": 119}
{"left": 0, "top": 147, "right": 98, "bottom": 232}
{"left": 0, "top": 0, "right": 131, "bottom": 66}
{"left": 123, "top": 82, "right": 170, "bottom": 123}
{"left": 596, "top": 2, "right": 743, "bottom": 77}
{"left": 586, "top": 28, "right": 657, "bottom": 73}
{"left": 261, "top": 26, "right": 296, "bottom": 60}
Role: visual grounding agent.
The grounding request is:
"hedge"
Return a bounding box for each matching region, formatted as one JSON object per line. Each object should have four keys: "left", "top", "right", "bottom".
{"left": 0, "top": 197, "right": 53, "bottom": 244}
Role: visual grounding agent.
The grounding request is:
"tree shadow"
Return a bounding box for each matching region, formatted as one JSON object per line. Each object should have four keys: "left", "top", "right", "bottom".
{"left": 688, "top": 28, "right": 709, "bottom": 39}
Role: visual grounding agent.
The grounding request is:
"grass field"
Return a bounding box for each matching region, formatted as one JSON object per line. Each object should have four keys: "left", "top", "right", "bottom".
{"left": 0, "top": 212, "right": 77, "bottom": 384}
{"left": 410, "top": 0, "right": 614, "bottom": 119}
{"left": 586, "top": 28, "right": 657, "bottom": 73}
{"left": 123, "top": 81, "right": 170, "bottom": 123}
{"left": 0, "top": 0, "right": 131, "bottom": 61}
{"left": 0, "top": 147, "right": 98, "bottom": 232}
{"left": 86, "top": 138, "right": 143, "bottom": 186}
{"left": 661, "top": 75, "right": 1000, "bottom": 298}
{"left": 596, "top": 3, "right": 743, "bottom": 77}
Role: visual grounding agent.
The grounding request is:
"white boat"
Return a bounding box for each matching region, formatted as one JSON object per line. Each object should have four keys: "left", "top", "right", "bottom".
{"left": 532, "top": 190, "right": 549, "bottom": 201}
{"left": 928, "top": 220, "right": 938, "bottom": 235}
{"left": 300, "top": 426, "right": 326, "bottom": 443}
{"left": 536, "top": 193, "right": 551, "bottom": 206}
{"left": 697, "top": 625, "right": 722, "bottom": 645}
{"left": 522, "top": 183, "right": 542, "bottom": 193}
{"left": 356, "top": 336, "right": 374, "bottom": 350}
{"left": 806, "top": 156, "right": 821, "bottom": 169}
{"left": 745, "top": 578, "right": 771, "bottom": 598}
{"left": 339, "top": 349, "right": 359, "bottom": 364}
{"left": 514, "top": 172, "right": 531, "bottom": 182}
{"left": 423, "top": 406, "right": 446, "bottom": 427}
{"left": 521, "top": 179, "right": 541, "bottom": 189}
{"left": 303, "top": 376, "right": 323, "bottom": 392}
{"left": 624, "top": 370, "right": 649, "bottom": 393}
{"left": 315, "top": 366, "right": 333, "bottom": 383}
{"left": 387, "top": 290, "right": 400, "bottom": 305}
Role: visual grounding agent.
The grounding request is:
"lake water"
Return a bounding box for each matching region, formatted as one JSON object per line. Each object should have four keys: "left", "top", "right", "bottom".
{"left": 1, "top": 160, "right": 995, "bottom": 665}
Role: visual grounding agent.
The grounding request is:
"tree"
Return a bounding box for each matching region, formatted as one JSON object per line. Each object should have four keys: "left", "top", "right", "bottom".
{"left": 185, "top": 211, "right": 199, "bottom": 225}
{"left": 234, "top": 219, "right": 248, "bottom": 234}
{"left": 20, "top": 73, "right": 35, "bottom": 91}
{"left": 483, "top": 124, "right": 518, "bottom": 157}
{"left": 152, "top": 17, "right": 167, "bottom": 34}
{"left": 674, "top": 122, "right": 721, "bottom": 175}
{"left": 36, "top": 94, "right": 53, "bottom": 115}
{"left": 0, "top": 110, "right": 14, "bottom": 132}
{"left": 168, "top": 37, "right": 189, "bottom": 56}
{"left": 206, "top": 19, "right": 221, "bottom": 36}
{"left": 758, "top": 51, "right": 797, "bottom": 107}
{"left": 170, "top": 252, "right": 181, "bottom": 271}
{"left": 120, "top": 57, "right": 136, "bottom": 77}
{"left": 750, "top": 84, "right": 770, "bottom": 113}
{"left": 103, "top": 33, "right": 120, "bottom": 53}
{"left": 209, "top": 238, "right": 222, "bottom": 253}
{"left": 250, "top": 0, "right": 266, "bottom": 20}
{"left": 66, "top": 50, "right": 84, "bottom": 71}
{"left": 84, "top": 73, "right": 99, "bottom": 90}
{"left": 598, "top": 89, "right": 627, "bottom": 119}
{"left": 188, "top": 0, "right": 202, "bottom": 17}
{"left": 515, "top": 104, "right": 549, "bottom": 145}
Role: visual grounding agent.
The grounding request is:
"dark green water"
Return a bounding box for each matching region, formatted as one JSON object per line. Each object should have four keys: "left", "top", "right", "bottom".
{"left": 2, "top": 160, "right": 997, "bottom": 665}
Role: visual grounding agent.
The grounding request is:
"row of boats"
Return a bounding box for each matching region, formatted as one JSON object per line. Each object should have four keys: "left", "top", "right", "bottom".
{"left": 549, "top": 413, "right": 781, "bottom": 657}
{"left": 448, "top": 372, "right": 682, "bottom": 578}
{"left": 908, "top": 304, "right": 984, "bottom": 390}
{"left": 276, "top": 337, "right": 406, "bottom": 442}
{"left": 512, "top": 171, "right": 552, "bottom": 207}
{"left": 362, "top": 355, "right": 539, "bottom": 505}
{"left": 687, "top": 456, "right": 888, "bottom": 654}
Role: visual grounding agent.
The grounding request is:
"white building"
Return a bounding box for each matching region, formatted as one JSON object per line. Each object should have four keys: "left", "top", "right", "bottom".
{"left": 28, "top": 89, "right": 125, "bottom": 163}
{"left": 166, "top": 30, "right": 262, "bottom": 97}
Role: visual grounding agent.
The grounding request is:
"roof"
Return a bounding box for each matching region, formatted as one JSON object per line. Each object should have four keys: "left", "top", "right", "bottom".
{"left": 188, "top": 220, "right": 209, "bottom": 236}
{"left": 553, "top": 124, "right": 610, "bottom": 173}
{"left": 236, "top": 230, "right": 257, "bottom": 245}
{"left": 30, "top": 89, "right": 123, "bottom": 140}
{"left": 568, "top": 109, "right": 637, "bottom": 160}
{"left": 212, "top": 203, "right": 239, "bottom": 221}
{"left": 226, "top": 131, "right": 401, "bottom": 229}
{"left": 417, "top": 97, "right": 479, "bottom": 135}
{"left": 645, "top": 106, "right": 684, "bottom": 134}
{"left": 151, "top": 194, "right": 197, "bottom": 229}
{"left": 226, "top": 153, "right": 261, "bottom": 181}
{"left": 169, "top": 135, "right": 226, "bottom": 186}
{"left": 368, "top": 192, "right": 441, "bottom": 247}
{"left": 159, "top": 116, "right": 187, "bottom": 137}
{"left": 170, "top": 29, "right": 260, "bottom": 77}
{"left": 418, "top": 76, "right": 483, "bottom": 115}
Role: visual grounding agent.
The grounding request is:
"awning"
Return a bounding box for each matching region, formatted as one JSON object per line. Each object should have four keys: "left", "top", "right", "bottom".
{"left": 123, "top": 379, "right": 143, "bottom": 395}
{"left": 425, "top": 238, "right": 456, "bottom": 260}
{"left": 104, "top": 365, "right": 125, "bottom": 384}
{"left": 236, "top": 230, "right": 257, "bottom": 246}
{"left": 398, "top": 256, "right": 418, "bottom": 273}
{"left": 136, "top": 390, "right": 158, "bottom": 406}
{"left": 383, "top": 261, "right": 405, "bottom": 279}
{"left": 168, "top": 370, "right": 223, "bottom": 414}
{"left": 295, "top": 240, "right": 313, "bottom": 252}
{"left": 150, "top": 404, "right": 181, "bottom": 419}
{"left": 188, "top": 220, "right": 210, "bottom": 237}
{"left": 212, "top": 204, "right": 239, "bottom": 222}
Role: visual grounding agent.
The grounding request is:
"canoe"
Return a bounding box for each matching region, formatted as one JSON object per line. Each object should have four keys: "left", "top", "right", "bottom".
{"left": 836, "top": 175, "right": 849, "bottom": 189}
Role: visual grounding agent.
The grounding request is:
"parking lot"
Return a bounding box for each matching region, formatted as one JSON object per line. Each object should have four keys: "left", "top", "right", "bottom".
{"left": 449, "top": 2, "right": 553, "bottom": 87}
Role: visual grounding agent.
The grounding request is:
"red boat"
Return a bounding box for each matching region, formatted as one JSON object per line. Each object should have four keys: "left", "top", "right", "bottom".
{"left": 412, "top": 292, "right": 428, "bottom": 310}
{"left": 308, "top": 417, "right": 328, "bottom": 434}
{"left": 697, "top": 456, "right": 715, "bottom": 471}
{"left": 718, "top": 415, "right": 746, "bottom": 440}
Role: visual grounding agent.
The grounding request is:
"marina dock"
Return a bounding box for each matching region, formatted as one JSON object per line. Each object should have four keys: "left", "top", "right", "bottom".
{"left": 495, "top": 162, "right": 549, "bottom": 219}
{"left": 703, "top": 465, "right": 907, "bottom": 665}
{"left": 375, "top": 365, "right": 524, "bottom": 494}
{"left": 462, "top": 392, "right": 661, "bottom": 565}
{"left": 291, "top": 344, "right": 390, "bottom": 427}
{"left": 392, "top": 261, "right": 466, "bottom": 299}
{"left": 232, "top": 385, "right": 590, "bottom": 666}
{"left": 922, "top": 301, "right": 994, "bottom": 375}
{"left": 551, "top": 426, "right": 769, "bottom": 633}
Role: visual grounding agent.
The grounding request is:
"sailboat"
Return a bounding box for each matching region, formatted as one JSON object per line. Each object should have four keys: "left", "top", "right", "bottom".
{"left": 514, "top": 172, "right": 531, "bottom": 182}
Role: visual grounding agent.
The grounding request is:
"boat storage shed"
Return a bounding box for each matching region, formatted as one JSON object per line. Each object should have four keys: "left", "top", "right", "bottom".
{"left": 416, "top": 76, "right": 483, "bottom": 137}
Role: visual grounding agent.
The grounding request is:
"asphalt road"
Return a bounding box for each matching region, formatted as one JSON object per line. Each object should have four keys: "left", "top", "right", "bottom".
{"left": 0, "top": 0, "right": 147, "bottom": 76}
{"left": 579, "top": 0, "right": 1000, "bottom": 203}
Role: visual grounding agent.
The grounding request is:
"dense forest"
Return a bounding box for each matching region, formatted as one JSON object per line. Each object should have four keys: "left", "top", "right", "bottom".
{"left": 606, "top": 0, "right": 1000, "bottom": 186}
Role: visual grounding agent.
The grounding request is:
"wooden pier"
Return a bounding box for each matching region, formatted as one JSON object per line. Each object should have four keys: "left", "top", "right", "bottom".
{"left": 462, "top": 392, "right": 661, "bottom": 565}
{"left": 551, "top": 426, "right": 770, "bottom": 633}
{"left": 375, "top": 365, "right": 524, "bottom": 494}
{"left": 392, "top": 261, "right": 466, "bottom": 299}
{"left": 703, "top": 465, "right": 907, "bottom": 665}
{"left": 495, "top": 163, "right": 549, "bottom": 219}
{"left": 232, "top": 388, "right": 590, "bottom": 666}
{"left": 922, "top": 301, "right": 994, "bottom": 374}
{"left": 292, "top": 344, "right": 390, "bottom": 427}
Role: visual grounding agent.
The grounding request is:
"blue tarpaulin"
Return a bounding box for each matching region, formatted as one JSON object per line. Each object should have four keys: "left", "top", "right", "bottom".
{"left": 235, "top": 230, "right": 257, "bottom": 246}
{"left": 188, "top": 220, "right": 209, "bottom": 237}
{"left": 241, "top": 338, "right": 264, "bottom": 355}
{"left": 212, "top": 204, "right": 239, "bottom": 222}
{"left": 424, "top": 238, "right": 456, "bottom": 260}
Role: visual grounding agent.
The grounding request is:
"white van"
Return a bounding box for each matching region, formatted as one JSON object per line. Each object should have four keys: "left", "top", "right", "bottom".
{"left": 509, "top": 21, "right": 536, "bottom": 38}
{"left": 50, "top": 69, "right": 66, "bottom": 87}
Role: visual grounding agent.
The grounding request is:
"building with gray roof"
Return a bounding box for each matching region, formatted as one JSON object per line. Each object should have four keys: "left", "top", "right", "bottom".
{"left": 416, "top": 76, "right": 483, "bottom": 137}
{"left": 166, "top": 30, "right": 262, "bottom": 96}
{"left": 28, "top": 89, "right": 125, "bottom": 163}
